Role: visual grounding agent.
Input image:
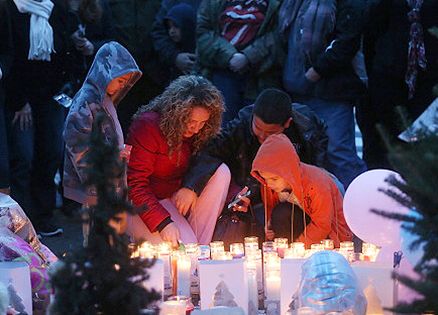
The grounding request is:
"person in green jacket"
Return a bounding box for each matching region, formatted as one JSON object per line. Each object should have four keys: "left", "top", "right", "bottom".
{"left": 197, "top": 0, "right": 283, "bottom": 124}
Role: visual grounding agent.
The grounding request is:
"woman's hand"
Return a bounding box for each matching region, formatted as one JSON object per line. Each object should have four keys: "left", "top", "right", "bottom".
{"left": 172, "top": 187, "right": 197, "bottom": 216}
{"left": 159, "top": 222, "right": 180, "bottom": 247}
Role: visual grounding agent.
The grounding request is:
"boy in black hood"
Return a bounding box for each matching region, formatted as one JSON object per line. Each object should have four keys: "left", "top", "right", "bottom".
{"left": 164, "top": 3, "right": 197, "bottom": 80}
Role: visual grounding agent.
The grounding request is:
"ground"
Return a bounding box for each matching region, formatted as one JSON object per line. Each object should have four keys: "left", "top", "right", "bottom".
{"left": 41, "top": 209, "right": 82, "bottom": 257}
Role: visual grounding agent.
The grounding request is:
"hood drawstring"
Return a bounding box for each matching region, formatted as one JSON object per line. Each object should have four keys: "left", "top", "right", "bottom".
{"left": 302, "top": 204, "right": 307, "bottom": 243}
{"left": 264, "top": 184, "right": 269, "bottom": 231}
{"left": 291, "top": 203, "right": 295, "bottom": 242}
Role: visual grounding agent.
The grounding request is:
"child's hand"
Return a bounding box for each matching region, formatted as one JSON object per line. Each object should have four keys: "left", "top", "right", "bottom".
{"left": 120, "top": 144, "right": 132, "bottom": 162}
{"left": 175, "top": 53, "right": 196, "bottom": 73}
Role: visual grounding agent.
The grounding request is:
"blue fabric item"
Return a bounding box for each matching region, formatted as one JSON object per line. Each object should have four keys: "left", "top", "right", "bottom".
{"left": 295, "top": 96, "right": 367, "bottom": 188}
{"left": 30, "top": 100, "right": 65, "bottom": 225}
{"left": 211, "top": 69, "right": 250, "bottom": 125}
{"left": 0, "top": 92, "right": 9, "bottom": 189}
{"left": 164, "top": 3, "right": 197, "bottom": 53}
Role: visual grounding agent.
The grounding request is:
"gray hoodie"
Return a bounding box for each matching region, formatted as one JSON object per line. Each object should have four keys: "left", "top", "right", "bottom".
{"left": 63, "top": 41, "right": 142, "bottom": 205}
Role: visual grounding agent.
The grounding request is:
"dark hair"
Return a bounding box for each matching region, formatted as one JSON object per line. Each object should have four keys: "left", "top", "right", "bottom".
{"left": 79, "top": 0, "right": 103, "bottom": 24}
{"left": 253, "top": 88, "right": 293, "bottom": 125}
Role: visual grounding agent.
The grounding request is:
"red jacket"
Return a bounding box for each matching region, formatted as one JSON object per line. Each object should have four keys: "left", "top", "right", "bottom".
{"left": 127, "top": 112, "right": 192, "bottom": 232}
{"left": 251, "top": 134, "right": 353, "bottom": 247}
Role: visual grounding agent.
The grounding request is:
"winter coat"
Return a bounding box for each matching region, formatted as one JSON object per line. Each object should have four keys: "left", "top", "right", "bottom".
{"left": 182, "top": 103, "right": 328, "bottom": 202}
{"left": 364, "top": 0, "right": 438, "bottom": 82}
{"left": 364, "top": 0, "right": 438, "bottom": 116}
{"left": 3, "top": 0, "right": 69, "bottom": 111}
{"left": 152, "top": 0, "right": 202, "bottom": 67}
{"left": 251, "top": 134, "right": 353, "bottom": 247}
{"left": 196, "top": 0, "right": 284, "bottom": 100}
{"left": 63, "top": 41, "right": 142, "bottom": 205}
{"left": 108, "top": 0, "right": 162, "bottom": 84}
{"left": 162, "top": 3, "right": 197, "bottom": 81}
{"left": 126, "top": 112, "right": 194, "bottom": 233}
{"left": 282, "top": 0, "right": 367, "bottom": 102}
{"left": 65, "top": 0, "right": 115, "bottom": 94}
{"left": 0, "top": 0, "right": 13, "bottom": 80}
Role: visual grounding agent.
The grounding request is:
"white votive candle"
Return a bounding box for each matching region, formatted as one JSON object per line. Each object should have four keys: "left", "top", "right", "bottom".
{"left": 176, "top": 254, "right": 191, "bottom": 297}
{"left": 265, "top": 271, "right": 281, "bottom": 301}
{"left": 230, "top": 243, "right": 245, "bottom": 258}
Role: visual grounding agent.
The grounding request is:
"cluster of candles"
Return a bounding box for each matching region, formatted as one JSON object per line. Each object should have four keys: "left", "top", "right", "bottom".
{"left": 131, "top": 238, "right": 380, "bottom": 314}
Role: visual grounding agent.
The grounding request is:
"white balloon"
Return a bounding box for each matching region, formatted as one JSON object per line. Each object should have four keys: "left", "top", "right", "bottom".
{"left": 344, "top": 169, "right": 408, "bottom": 253}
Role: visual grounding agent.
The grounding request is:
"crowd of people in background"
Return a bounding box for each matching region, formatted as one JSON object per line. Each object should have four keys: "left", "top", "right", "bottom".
{"left": 0, "top": 0, "right": 437, "bottom": 246}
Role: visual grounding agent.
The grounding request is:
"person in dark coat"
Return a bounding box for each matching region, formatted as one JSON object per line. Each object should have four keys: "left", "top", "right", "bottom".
{"left": 151, "top": 0, "right": 202, "bottom": 77}
{"left": 279, "top": 0, "right": 368, "bottom": 189}
{"left": 197, "top": 0, "right": 283, "bottom": 124}
{"left": 162, "top": 3, "right": 197, "bottom": 81}
{"left": 360, "top": 0, "right": 438, "bottom": 169}
{"left": 65, "top": 0, "right": 115, "bottom": 95}
{"left": 0, "top": 0, "right": 13, "bottom": 195}
{"left": 108, "top": 0, "right": 164, "bottom": 136}
{"left": 3, "top": 0, "right": 69, "bottom": 236}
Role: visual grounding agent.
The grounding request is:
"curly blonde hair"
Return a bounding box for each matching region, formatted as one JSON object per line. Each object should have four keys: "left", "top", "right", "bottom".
{"left": 134, "top": 75, "right": 224, "bottom": 154}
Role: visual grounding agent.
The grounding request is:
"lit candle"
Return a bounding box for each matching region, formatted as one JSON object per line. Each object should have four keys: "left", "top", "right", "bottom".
{"left": 289, "top": 242, "right": 305, "bottom": 258}
{"left": 244, "top": 236, "right": 259, "bottom": 255}
{"left": 185, "top": 243, "right": 200, "bottom": 303}
{"left": 158, "top": 242, "right": 172, "bottom": 299}
{"left": 265, "top": 270, "right": 281, "bottom": 301}
{"left": 210, "top": 241, "right": 225, "bottom": 260}
{"left": 321, "top": 239, "right": 334, "bottom": 250}
{"left": 262, "top": 241, "right": 275, "bottom": 254}
{"left": 215, "top": 251, "right": 233, "bottom": 260}
{"left": 246, "top": 249, "right": 263, "bottom": 309}
{"left": 159, "top": 299, "right": 186, "bottom": 315}
{"left": 230, "top": 243, "right": 244, "bottom": 259}
{"left": 176, "top": 254, "right": 191, "bottom": 297}
{"left": 274, "top": 238, "right": 288, "bottom": 258}
{"left": 339, "top": 241, "right": 354, "bottom": 252}
{"left": 139, "top": 247, "right": 155, "bottom": 259}
{"left": 247, "top": 267, "right": 258, "bottom": 313}
{"left": 131, "top": 249, "right": 140, "bottom": 258}
{"left": 362, "top": 243, "right": 380, "bottom": 262}
{"left": 338, "top": 241, "right": 355, "bottom": 262}
{"left": 158, "top": 242, "right": 172, "bottom": 255}
{"left": 198, "top": 245, "right": 211, "bottom": 261}
{"left": 310, "top": 243, "right": 324, "bottom": 252}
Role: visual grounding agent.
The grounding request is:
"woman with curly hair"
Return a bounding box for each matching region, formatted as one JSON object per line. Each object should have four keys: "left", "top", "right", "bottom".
{"left": 126, "top": 75, "right": 230, "bottom": 246}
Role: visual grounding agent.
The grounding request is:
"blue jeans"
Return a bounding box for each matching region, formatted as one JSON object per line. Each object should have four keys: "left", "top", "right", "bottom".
{"left": 211, "top": 69, "right": 249, "bottom": 125}
{"left": 30, "top": 100, "right": 65, "bottom": 226}
{"left": 296, "top": 96, "right": 367, "bottom": 188}
{"left": 5, "top": 105, "right": 34, "bottom": 216}
{"left": 0, "top": 91, "right": 9, "bottom": 189}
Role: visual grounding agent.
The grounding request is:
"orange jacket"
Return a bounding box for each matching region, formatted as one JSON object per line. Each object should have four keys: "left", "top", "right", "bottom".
{"left": 251, "top": 134, "right": 352, "bottom": 247}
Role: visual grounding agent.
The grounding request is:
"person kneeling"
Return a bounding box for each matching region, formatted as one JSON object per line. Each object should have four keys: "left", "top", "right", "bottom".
{"left": 126, "top": 75, "right": 229, "bottom": 247}
{"left": 251, "top": 134, "right": 353, "bottom": 247}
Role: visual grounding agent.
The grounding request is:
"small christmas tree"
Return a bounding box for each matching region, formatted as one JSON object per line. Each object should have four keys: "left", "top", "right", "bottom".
{"left": 371, "top": 117, "right": 438, "bottom": 313}
{"left": 49, "top": 114, "right": 159, "bottom": 314}
{"left": 212, "top": 280, "right": 238, "bottom": 307}
{"left": 7, "top": 280, "right": 27, "bottom": 314}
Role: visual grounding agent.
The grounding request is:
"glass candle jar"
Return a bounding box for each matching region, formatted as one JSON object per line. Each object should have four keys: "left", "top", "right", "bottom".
{"left": 230, "top": 243, "right": 245, "bottom": 258}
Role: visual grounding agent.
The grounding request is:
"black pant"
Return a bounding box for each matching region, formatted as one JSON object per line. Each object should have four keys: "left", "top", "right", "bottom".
{"left": 270, "top": 202, "right": 310, "bottom": 242}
